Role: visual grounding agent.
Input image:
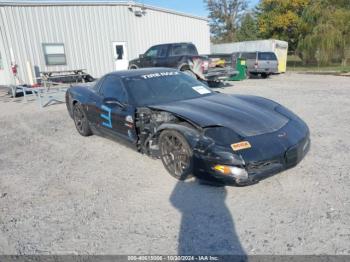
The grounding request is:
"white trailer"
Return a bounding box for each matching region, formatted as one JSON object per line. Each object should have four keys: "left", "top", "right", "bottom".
{"left": 211, "top": 39, "right": 288, "bottom": 73}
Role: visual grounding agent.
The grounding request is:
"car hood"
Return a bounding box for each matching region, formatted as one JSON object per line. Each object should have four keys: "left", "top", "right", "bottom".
{"left": 149, "top": 93, "right": 289, "bottom": 137}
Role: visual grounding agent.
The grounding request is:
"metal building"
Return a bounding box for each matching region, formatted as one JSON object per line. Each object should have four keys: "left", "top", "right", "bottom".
{"left": 211, "top": 40, "right": 289, "bottom": 73}
{"left": 0, "top": 0, "right": 210, "bottom": 85}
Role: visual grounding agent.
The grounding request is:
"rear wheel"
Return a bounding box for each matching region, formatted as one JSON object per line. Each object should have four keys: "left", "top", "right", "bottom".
{"left": 261, "top": 73, "right": 268, "bottom": 79}
{"left": 129, "top": 64, "right": 138, "bottom": 69}
{"left": 207, "top": 80, "right": 221, "bottom": 88}
{"left": 73, "top": 103, "right": 92, "bottom": 136}
{"left": 248, "top": 72, "right": 257, "bottom": 78}
{"left": 159, "top": 130, "right": 193, "bottom": 180}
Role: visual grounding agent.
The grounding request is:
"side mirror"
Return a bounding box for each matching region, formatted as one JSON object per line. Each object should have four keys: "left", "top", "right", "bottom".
{"left": 139, "top": 54, "right": 144, "bottom": 59}
{"left": 103, "top": 97, "right": 126, "bottom": 109}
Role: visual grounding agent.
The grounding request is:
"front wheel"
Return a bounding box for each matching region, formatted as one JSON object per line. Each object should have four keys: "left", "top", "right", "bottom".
{"left": 73, "top": 103, "right": 92, "bottom": 136}
{"left": 159, "top": 130, "right": 193, "bottom": 180}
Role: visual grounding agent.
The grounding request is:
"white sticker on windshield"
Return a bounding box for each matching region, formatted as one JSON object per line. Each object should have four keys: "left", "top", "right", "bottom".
{"left": 192, "top": 86, "right": 211, "bottom": 95}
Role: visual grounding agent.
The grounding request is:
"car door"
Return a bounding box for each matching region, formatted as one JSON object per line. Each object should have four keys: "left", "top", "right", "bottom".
{"left": 152, "top": 44, "right": 169, "bottom": 67}
{"left": 90, "top": 75, "right": 137, "bottom": 143}
{"left": 141, "top": 45, "right": 159, "bottom": 67}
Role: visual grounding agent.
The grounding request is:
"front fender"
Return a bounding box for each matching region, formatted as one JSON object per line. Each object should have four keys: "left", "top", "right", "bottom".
{"left": 66, "top": 86, "right": 91, "bottom": 118}
{"left": 156, "top": 123, "right": 201, "bottom": 148}
{"left": 156, "top": 123, "right": 245, "bottom": 167}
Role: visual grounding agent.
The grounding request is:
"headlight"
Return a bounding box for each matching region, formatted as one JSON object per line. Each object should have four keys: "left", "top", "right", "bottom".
{"left": 213, "top": 165, "right": 248, "bottom": 181}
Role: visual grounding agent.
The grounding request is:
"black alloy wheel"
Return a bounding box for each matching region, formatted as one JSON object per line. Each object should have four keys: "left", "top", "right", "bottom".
{"left": 159, "top": 130, "right": 193, "bottom": 180}
{"left": 73, "top": 103, "right": 92, "bottom": 136}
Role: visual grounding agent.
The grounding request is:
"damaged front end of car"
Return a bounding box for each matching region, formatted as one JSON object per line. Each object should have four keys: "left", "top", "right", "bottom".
{"left": 134, "top": 106, "right": 310, "bottom": 186}
{"left": 193, "top": 126, "right": 253, "bottom": 186}
{"left": 134, "top": 108, "right": 255, "bottom": 185}
{"left": 135, "top": 107, "right": 201, "bottom": 156}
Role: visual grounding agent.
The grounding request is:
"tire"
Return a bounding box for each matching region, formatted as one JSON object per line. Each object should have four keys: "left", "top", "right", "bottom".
{"left": 182, "top": 69, "right": 197, "bottom": 79}
{"left": 248, "top": 72, "right": 257, "bottom": 78}
{"left": 129, "top": 64, "right": 138, "bottom": 70}
{"left": 261, "top": 73, "right": 268, "bottom": 79}
{"left": 159, "top": 130, "right": 193, "bottom": 180}
{"left": 207, "top": 80, "right": 221, "bottom": 88}
{"left": 73, "top": 103, "right": 92, "bottom": 136}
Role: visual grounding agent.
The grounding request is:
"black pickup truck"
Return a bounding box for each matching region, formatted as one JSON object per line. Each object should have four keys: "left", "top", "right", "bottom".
{"left": 128, "top": 42, "right": 237, "bottom": 87}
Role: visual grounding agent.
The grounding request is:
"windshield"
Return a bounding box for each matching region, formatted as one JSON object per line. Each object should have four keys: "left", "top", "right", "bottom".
{"left": 122, "top": 71, "right": 213, "bottom": 106}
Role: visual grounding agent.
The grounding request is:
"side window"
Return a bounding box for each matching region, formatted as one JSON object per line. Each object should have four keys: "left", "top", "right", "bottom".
{"left": 92, "top": 78, "right": 103, "bottom": 92}
{"left": 188, "top": 44, "right": 198, "bottom": 55}
{"left": 170, "top": 44, "right": 192, "bottom": 56}
{"left": 100, "top": 76, "right": 127, "bottom": 103}
{"left": 145, "top": 46, "right": 159, "bottom": 58}
{"left": 157, "top": 45, "right": 168, "bottom": 57}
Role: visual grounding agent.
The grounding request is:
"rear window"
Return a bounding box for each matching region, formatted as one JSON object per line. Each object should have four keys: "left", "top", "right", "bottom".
{"left": 170, "top": 44, "right": 198, "bottom": 56}
{"left": 258, "top": 52, "right": 277, "bottom": 61}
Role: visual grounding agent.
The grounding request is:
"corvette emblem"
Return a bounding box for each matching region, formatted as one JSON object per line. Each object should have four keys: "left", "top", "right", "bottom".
{"left": 231, "top": 141, "right": 251, "bottom": 151}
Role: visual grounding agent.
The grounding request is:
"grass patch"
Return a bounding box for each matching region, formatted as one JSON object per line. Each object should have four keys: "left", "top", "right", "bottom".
{"left": 286, "top": 54, "right": 350, "bottom": 73}
{"left": 287, "top": 65, "right": 350, "bottom": 73}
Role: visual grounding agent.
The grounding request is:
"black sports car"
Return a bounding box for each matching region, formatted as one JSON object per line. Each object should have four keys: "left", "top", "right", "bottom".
{"left": 66, "top": 68, "right": 310, "bottom": 186}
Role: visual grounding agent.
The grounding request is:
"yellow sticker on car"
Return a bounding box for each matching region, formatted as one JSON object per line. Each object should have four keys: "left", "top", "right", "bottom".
{"left": 231, "top": 141, "right": 251, "bottom": 151}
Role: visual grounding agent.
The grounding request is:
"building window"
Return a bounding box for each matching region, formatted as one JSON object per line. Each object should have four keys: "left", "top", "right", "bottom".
{"left": 42, "top": 43, "right": 66, "bottom": 65}
{"left": 116, "top": 45, "right": 124, "bottom": 60}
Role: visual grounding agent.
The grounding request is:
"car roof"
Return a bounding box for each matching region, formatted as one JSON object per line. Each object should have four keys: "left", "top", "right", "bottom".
{"left": 106, "top": 68, "right": 179, "bottom": 78}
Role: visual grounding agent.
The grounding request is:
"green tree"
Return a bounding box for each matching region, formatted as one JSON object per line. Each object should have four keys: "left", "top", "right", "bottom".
{"left": 298, "top": 0, "right": 350, "bottom": 65}
{"left": 236, "top": 13, "right": 259, "bottom": 41}
{"left": 256, "top": 0, "right": 310, "bottom": 51}
{"left": 204, "top": 0, "right": 248, "bottom": 43}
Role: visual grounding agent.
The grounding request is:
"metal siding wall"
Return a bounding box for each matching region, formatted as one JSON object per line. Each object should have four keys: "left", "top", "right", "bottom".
{"left": 0, "top": 4, "right": 210, "bottom": 84}
{"left": 0, "top": 10, "right": 12, "bottom": 85}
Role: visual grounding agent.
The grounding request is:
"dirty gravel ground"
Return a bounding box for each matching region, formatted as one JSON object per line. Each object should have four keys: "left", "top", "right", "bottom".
{"left": 0, "top": 73, "right": 349, "bottom": 255}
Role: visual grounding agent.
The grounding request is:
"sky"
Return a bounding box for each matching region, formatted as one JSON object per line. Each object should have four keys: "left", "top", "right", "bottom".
{"left": 137, "top": 0, "right": 260, "bottom": 17}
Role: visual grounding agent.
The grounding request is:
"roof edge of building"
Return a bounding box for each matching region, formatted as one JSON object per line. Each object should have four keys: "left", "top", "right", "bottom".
{"left": 0, "top": 0, "right": 209, "bottom": 22}
{"left": 211, "top": 39, "right": 288, "bottom": 45}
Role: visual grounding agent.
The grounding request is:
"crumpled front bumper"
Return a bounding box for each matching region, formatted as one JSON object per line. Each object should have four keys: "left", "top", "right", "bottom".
{"left": 192, "top": 124, "right": 311, "bottom": 186}
{"left": 243, "top": 136, "right": 310, "bottom": 184}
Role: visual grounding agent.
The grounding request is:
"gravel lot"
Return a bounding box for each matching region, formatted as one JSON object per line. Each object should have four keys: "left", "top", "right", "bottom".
{"left": 0, "top": 72, "right": 349, "bottom": 255}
